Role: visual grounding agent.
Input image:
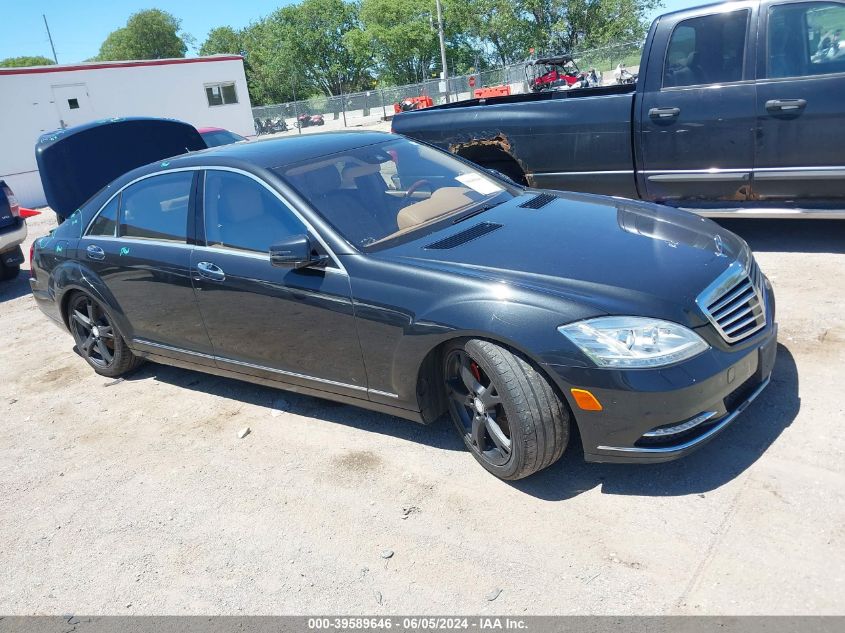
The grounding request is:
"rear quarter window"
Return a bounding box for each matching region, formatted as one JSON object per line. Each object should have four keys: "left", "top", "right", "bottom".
{"left": 88, "top": 196, "right": 119, "bottom": 237}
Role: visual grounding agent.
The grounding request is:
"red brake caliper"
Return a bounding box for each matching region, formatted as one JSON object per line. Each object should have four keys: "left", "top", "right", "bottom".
{"left": 470, "top": 361, "right": 481, "bottom": 382}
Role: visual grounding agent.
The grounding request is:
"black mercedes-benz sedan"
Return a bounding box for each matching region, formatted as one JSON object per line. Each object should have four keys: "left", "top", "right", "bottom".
{"left": 30, "top": 128, "right": 778, "bottom": 480}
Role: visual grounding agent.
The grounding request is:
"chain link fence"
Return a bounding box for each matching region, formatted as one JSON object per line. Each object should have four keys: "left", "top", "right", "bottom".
{"left": 251, "top": 40, "right": 643, "bottom": 133}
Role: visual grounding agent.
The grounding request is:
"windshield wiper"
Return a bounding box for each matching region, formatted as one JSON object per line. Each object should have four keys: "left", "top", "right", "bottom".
{"left": 452, "top": 198, "right": 505, "bottom": 224}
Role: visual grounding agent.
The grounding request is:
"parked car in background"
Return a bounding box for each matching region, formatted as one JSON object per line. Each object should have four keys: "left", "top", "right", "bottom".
{"left": 393, "top": 0, "right": 845, "bottom": 218}
{"left": 198, "top": 127, "right": 248, "bottom": 147}
{"left": 0, "top": 180, "right": 27, "bottom": 280}
{"left": 29, "top": 125, "right": 777, "bottom": 480}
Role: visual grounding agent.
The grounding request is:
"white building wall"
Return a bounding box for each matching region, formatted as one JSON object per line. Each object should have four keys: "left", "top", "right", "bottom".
{"left": 0, "top": 56, "right": 253, "bottom": 207}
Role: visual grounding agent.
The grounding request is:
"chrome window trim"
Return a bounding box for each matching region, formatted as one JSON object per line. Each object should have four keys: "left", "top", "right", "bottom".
{"left": 82, "top": 165, "right": 346, "bottom": 274}
{"left": 134, "top": 338, "right": 398, "bottom": 399}
{"left": 79, "top": 235, "right": 192, "bottom": 249}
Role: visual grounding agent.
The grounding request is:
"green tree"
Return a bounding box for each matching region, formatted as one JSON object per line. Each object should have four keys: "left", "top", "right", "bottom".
{"left": 350, "top": 0, "right": 479, "bottom": 85}
{"left": 199, "top": 26, "right": 243, "bottom": 56}
{"left": 262, "top": 0, "right": 373, "bottom": 97}
{"left": 523, "top": 0, "right": 658, "bottom": 54}
{"left": 349, "top": 0, "right": 440, "bottom": 85}
{"left": 0, "top": 55, "right": 56, "bottom": 67}
{"left": 96, "top": 9, "right": 193, "bottom": 61}
{"left": 199, "top": 23, "right": 292, "bottom": 106}
{"left": 449, "top": 0, "right": 535, "bottom": 66}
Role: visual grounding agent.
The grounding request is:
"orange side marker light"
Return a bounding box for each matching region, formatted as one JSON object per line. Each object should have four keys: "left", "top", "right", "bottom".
{"left": 571, "top": 388, "right": 603, "bottom": 411}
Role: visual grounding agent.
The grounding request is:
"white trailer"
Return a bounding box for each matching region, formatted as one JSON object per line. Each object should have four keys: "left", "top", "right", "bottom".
{"left": 0, "top": 55, "right": 254, "bottom": 207}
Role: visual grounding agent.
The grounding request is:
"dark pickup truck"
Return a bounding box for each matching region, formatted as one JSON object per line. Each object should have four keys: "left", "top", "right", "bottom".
{"left": 393, "top": 0, "right": 845, "bottom": 218}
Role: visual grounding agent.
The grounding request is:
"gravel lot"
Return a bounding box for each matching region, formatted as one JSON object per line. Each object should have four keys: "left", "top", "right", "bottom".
{"left": 1, "top": 211, "right": 843, "bottom": 615}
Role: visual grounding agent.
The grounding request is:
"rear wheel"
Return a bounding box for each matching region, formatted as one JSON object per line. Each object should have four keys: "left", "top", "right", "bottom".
{"left": 67, "top": 292, "right": 143, "bottom": 377}
{"left": 0, "top": 259, "right": 19, "bottom": 281}
{"left": 443, "top": 339, "right": 569, "bottom": 480}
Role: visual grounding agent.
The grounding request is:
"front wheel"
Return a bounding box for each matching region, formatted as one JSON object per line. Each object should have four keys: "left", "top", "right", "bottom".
{"left": 443, "top": 339, "right": 570, "bottom": 480}
{"left": 67, "top": 292, "right": 143, "bottom": 377}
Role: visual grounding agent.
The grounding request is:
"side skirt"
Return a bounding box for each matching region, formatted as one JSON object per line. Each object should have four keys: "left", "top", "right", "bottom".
{"left": 137, "top": 350, "right": 425, "bottom": 424}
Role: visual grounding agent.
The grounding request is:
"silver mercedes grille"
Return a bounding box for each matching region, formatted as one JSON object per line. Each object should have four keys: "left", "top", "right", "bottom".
{"left": 698, "top": 258, "right": 767, "bottom": 344}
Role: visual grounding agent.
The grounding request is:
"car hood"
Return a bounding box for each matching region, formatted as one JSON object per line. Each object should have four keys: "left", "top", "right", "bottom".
{"left": 375, "top": 192, "right": 749, "bottom": 327}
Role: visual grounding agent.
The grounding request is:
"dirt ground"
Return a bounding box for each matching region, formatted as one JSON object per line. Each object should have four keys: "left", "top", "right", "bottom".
{"left": 1, "top": 210, "right": 843, "bottom": 615}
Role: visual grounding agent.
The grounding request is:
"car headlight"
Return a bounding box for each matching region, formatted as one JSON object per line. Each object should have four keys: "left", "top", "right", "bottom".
{"left": 558, "top": 317, "right": 708, "bottom": 368}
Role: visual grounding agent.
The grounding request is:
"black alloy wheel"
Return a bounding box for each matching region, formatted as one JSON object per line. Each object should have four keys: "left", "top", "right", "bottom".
{"left": 443, "top": 339, "right": 570, "bottom": 480}
{"left": 445, "top": 348, "right": 512, "bottom": 467}
{"left": 69, "top": 293, "right": 117, "bottom": 369}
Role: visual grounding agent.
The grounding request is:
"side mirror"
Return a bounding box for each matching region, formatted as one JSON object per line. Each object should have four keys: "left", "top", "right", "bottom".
{"left": 269, "top": 234, "right": 328, "bottom": 269}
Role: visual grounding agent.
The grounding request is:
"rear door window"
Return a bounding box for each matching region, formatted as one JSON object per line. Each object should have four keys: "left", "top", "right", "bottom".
{"left": 768, "top": 2, "right": 845, "bottom": 78}
{"left": 118, "top": 172, "right": 193, "bottom": 242}
{"left": 663, "top": 9, "right": 750, "bottom": 87}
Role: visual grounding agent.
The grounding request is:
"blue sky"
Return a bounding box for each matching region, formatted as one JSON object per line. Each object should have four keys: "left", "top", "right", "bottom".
{"left": 2, "top": 0, "right": 702, "bottom": 64}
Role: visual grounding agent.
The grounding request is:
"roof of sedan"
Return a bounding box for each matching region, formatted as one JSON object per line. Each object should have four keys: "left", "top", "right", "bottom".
{"left": 176, "top": 130, "right": 398, "bottom": 170}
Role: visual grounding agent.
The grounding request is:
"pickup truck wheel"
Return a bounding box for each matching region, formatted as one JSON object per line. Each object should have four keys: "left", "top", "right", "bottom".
{"left": 0, "top": 259, "right": 20, "bottom": 281}
{"left": 67, "top": 292, "right": 143, "bottom": 377}
{"left": 443, "top": 339, "right": 569, "bottom": 480}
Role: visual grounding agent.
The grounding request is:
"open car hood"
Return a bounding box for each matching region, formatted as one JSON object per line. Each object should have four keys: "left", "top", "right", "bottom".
{"left": 35, "top": 117, "right": 206, "bottom": 219}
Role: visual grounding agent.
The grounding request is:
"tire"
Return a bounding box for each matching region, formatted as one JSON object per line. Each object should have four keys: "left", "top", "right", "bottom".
{"left": 0, "top": 259, "right": 19, "bottom": 281}
{"left": 67, "top": 292, "right": 143, "bottom": 377}
{"left": 443, "top": 339, "right": 569, "bottom": 480}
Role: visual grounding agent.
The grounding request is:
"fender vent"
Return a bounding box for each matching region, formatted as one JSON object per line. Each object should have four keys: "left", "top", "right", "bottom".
{"left": 519, "top": 192, "right": 557, "bottom": 209}
{"left": 425, "top": 222, "right": 503, "bottom": 249}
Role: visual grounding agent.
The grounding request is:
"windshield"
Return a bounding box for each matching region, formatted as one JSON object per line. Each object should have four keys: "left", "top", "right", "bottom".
{"left": 274, "top": 138, "right": 517, "bottom": 249}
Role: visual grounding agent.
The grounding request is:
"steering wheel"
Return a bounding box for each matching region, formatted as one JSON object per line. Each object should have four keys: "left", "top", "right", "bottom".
{"left": 404, "top": 179, "right": 433, "bottom": 199}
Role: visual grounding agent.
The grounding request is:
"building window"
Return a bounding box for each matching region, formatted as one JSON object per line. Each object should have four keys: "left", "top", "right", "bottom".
{"left": 205, "top": 82, "right": 238, "bottom": 106}
{"left": 67, "top": 98, "right": 79, "bottom": 109}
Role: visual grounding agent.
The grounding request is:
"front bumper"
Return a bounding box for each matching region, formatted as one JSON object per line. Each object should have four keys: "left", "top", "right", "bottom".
{"left": 546, "top": 321, "right": 778, "bottom": 464}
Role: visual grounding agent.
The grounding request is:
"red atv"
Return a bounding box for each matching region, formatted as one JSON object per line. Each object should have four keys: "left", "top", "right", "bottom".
{"left": 296, "top": 113, "right": 325, "bottom": 128}
{"left": 525, "top": 55, "right": 592, "bottom": 91}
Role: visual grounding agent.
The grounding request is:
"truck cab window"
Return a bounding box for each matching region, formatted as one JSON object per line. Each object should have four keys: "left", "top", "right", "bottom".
{"left": 663, "top": 10, "right": 749, "bottom": 87}
{"left": 768, "top": 2, "right": 845, "bottom": 78}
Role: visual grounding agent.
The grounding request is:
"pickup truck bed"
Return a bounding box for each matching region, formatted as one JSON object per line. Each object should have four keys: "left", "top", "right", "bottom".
{"left": 395, "top": 85, "right": 638, "bottom": 198}
{"left": 393, "top": 0, "right": 845, "bottom": 218}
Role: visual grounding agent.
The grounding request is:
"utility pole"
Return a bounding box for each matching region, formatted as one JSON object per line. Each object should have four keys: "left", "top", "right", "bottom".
{"left": 435, "top": 0, "right": 449, "bottom": 103}
{"left": 338, "top": 74, "right": 347, "bottom": 127}
{"left": 292, "top": 79, "right": 301, "bottom": 135}
{"left": 43, "top": 14, "right": 58, "bottom": 64}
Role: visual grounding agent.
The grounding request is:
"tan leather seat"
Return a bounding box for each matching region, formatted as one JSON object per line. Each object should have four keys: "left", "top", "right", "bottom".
{"left": 396, "top": 187, "right": 474, "bottom": 230}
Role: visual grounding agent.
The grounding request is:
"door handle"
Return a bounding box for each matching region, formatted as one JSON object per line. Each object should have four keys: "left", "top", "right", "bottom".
{"left": 648, "top": 107, "right": 681, "bottom": 120}
{"left": 86, "top": 244, "right": 105, "bottom": 261}
{"left": 765, "top": 99, "right": 807, "bottom": 112}
{"left": 196, "top": 261, "right": 226, "bottom": 281}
